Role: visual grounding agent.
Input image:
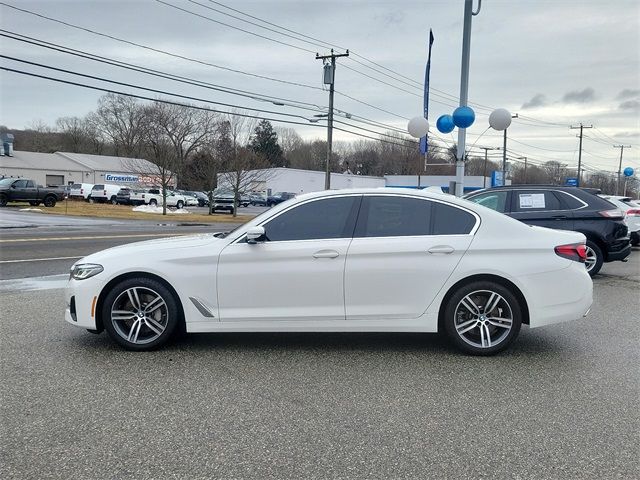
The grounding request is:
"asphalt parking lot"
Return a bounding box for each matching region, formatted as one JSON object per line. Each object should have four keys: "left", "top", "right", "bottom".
{"left": 0, "top": 211, "right": 639, "bottom": 479}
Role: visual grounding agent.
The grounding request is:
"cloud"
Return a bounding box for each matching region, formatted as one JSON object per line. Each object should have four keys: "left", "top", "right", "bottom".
{"left": 617, "top": 89, "right": 640, "bottom": 100}
{"left": 562, "top": 87, "right": 596, "bottom": 103}
{"left": 521, "top": 94, "right": 547, "bottom": 109}
{"left": 614, "top": 131, "right": 640, "bottom": 139}
{"left": 619, "top": 99, "right": 640, "bottom": 111}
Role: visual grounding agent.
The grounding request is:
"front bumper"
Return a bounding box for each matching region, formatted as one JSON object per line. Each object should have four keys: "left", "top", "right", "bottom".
{"left": 65, "top": 278, "right": 102, "bottom": 330}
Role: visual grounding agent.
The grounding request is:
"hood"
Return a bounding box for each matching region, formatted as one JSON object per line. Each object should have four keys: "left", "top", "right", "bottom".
{"left": 77, "top": 233, "right": 223, "bottom": 265}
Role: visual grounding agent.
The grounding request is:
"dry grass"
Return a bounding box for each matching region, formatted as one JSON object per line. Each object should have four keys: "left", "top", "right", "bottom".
{"left": 10, "top": 200, "right": 253, "bottom": 223}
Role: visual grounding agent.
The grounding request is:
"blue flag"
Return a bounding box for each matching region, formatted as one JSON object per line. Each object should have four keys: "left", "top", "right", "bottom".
{"left": 420, "top": 29, "right": 435, "bottom": 155}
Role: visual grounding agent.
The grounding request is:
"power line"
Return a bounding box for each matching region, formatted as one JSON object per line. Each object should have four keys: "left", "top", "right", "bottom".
{"left": 0, "top": 2, "right": 323, "bottom": 91}
{"left": 155, "top": 0, "right": 316, "bottom": 54}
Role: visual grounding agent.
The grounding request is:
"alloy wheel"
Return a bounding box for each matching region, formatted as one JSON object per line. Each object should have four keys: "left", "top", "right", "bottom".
{"left": 584, "top": 246, "right": 597, "bottom": 273}
{"left": 110, "top": 287, "right": 168, "bottom": 345}
{"left": 453, "top": 290, "right": 513, "bottom": 349}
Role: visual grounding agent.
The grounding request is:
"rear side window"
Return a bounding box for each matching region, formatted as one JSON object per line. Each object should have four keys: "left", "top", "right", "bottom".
{"left": 264, "top": 196, "right": 360, "bottom": 241}
{"left": 92, "top": 185, "right": 104, "bottom": 191}
{"left": 26, "top": 180, "right": 36, "bottom": 188}
{"left": 513, "top": 190, "right": 562, "bottom": 212}
{"left": 558, "top": 192, "right": 585, "bottom": 209}
{"left": 467, "top": 191, "right": 509, "bottom": 213}
{"left": 71, "top": 184, "right": 81, "bottom": 189}
{"left": 432, "top": 203, "right": 476, "bottom": 235}
{"left": 356, "top": 196, "right": 431, "bottom": 237}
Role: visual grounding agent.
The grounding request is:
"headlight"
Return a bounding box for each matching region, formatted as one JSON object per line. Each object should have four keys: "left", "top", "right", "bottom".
{"left": 70, "top": 263, "right": 104, "bottom": 280}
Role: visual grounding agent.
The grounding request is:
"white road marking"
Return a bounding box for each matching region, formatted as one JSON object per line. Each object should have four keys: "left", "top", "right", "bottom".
{"left": 0, "top": 256, "right": 83, "bottom": 264}
{"left": 0, "top": 274, "right": 69, "bottom": 292}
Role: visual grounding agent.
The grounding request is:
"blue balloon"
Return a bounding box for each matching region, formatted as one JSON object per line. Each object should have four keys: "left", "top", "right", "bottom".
{"left": 452, "top": 106, "right": 475, "bottom": 129}
{"left": 436, "top": 114, "right": 455, "bottom": 134}
{"left": 623, "top": 167, "right": 634, "bottom": 177}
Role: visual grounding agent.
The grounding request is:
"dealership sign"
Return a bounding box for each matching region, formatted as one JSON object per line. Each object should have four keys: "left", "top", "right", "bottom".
{"left": 105, "top": 173, "right": 139, "bottom": 183}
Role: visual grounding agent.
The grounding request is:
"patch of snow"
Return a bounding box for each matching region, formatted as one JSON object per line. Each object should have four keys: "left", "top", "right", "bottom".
{"left": 132, "top": 205, "right": 191, "bottom": 214}
{"left": 19, "top": 208, "right": 44, "bottom": 212}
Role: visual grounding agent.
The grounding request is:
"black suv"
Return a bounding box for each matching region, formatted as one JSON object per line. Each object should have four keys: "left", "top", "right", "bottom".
{"left": 464, "top": 185, "right": 631, "bottom": 276}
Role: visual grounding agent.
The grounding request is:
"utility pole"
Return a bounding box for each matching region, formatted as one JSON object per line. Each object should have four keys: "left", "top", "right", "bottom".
{"left": 480, "top": 146, "right": 499, "bottom": 187}
{"left": 570, "top": 123, "right": 593, "bottom": 187}
{"left": 501, "top": 113, "right": 518, "bottom": 186}
{"left": 316, "top": 49, "right": 349, "bottom": 190}
{"left": 515, "top": 156, "right": 527, "bottom": 183}
{"left": 614, "top": 145, "right": 631, "bottom": 195}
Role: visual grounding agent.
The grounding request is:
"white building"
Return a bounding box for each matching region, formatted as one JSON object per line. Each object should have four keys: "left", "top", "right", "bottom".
{"left": 218, "top": 167, "right": 386, "bottom": 195}
{"left": 385, "top": 175, "right": 510, "bottom": 192}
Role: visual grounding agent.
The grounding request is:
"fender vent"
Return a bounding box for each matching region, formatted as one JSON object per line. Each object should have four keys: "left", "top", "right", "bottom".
{"left": 189, "top": 297, "right": 215, "bottom": 318}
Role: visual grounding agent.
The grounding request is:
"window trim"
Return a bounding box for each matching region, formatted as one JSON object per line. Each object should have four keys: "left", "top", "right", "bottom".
{"left": 354, "top": 193, "right": 480, "bottom": 239}
{"left": 234, "top": 194, "right": 363, "bottom": 244}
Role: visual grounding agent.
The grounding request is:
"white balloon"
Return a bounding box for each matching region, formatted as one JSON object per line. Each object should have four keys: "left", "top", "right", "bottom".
{"left": 407, "top": 116, "right": 430, "bottom": 138}
{"left": 489, "top": 108, "right": 512, "bottom": 131}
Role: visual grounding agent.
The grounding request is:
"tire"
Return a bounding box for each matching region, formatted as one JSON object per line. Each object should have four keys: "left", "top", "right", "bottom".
{"left": 110, "top": 196, "right": 118, "bottom": 205}
{"left": 443, "top": 281, "right": 522, "bottom": 355}
{"left": 149, "top": 199, "right": 158, "bottom": 206}
{"left": 584, "top": 241, "right": 603, "bottom": 277}
{"left": 102, "top": 277, "right": 180, "bottom": 351}
{"left": 43, "top": 195, "right": 57, "bottom": 208}
{"left": 0, "top": 194, "right": 7, "bottom": 207}
{"left": 29, "top": 201, "right": 40, "bottom": 206}
{"left": 176, "top": 200, "right": 184, "bottom": 209}
{"left": 250, "top": 202, "right": 255, "bottom": 206}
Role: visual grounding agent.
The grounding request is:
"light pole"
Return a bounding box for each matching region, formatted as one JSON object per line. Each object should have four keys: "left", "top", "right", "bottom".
{"left": 479, "top": 146, "right": 500, "bottom": 187}
{"left": 454, "top": 0, "right": 482, "bottom": 197}
{"left": 614, "top": 145, "right": 631, "bottom": 195}
{"left": 500, "top": 113, "right": 518, "bottom": 185}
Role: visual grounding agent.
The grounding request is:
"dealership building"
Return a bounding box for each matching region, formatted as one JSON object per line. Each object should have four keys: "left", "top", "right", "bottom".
{"left": 1, "top": 146, "right": 162, "bottom": 189}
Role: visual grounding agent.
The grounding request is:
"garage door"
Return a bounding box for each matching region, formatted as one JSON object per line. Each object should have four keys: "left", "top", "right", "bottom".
{"left": 45, "top": 175, "right": 64, "bottom": 186}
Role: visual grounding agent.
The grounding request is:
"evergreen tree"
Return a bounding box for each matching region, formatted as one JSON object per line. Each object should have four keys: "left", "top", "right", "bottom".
{"left": 249, "top": 120, "right": 286, "bottom": 167}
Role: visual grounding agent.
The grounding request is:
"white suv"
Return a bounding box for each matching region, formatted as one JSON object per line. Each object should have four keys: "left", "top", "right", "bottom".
{"left": 90, "top": 184, "right": 121, "bottom": 204}
{"left": 145, "top": 189, "right": 187, "bottom": 209}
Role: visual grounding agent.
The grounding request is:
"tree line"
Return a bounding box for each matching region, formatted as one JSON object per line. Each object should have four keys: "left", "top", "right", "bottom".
{"left": 1, "top": 93, "right": 636, "bottom": 202}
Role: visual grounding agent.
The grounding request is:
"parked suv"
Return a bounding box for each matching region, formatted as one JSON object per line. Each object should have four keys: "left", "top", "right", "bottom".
{"left": 464, "top": 185, "right": 631, "bottom": 276}
{"left": 266, "top": 192, "right": 296, "bottom": 207}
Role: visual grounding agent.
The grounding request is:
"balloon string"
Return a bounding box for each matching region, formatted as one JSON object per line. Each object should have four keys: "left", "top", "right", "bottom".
{"left": 466, "top": 126, "right": 491, "bottom": 155}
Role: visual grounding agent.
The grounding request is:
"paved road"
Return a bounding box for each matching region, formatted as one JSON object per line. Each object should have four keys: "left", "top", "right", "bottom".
{"left": 0, "top": 240, "right": 638, "bottom": 478}
{"left": 0, "top": 210, "right": 243, "bottom": 280}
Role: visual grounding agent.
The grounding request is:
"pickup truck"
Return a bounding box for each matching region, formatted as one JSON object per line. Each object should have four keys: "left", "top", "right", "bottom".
{"left": 0, "top": 178, "right": 65, "bottom": 207}
{"left": 145, "top": 189, "right": 187, "bottom": 209}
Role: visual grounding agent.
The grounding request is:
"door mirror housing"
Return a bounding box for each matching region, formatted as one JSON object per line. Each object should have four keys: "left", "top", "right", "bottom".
{"left": 246, "top": 226, "right": 265, "bottom": 244}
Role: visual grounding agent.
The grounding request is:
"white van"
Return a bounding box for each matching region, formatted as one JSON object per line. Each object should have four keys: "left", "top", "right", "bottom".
{"left": 90, "top": 184, "right": 121, "bottom": 204}
{"left": 69, "top": 183, "right": 94, "bottom": 201}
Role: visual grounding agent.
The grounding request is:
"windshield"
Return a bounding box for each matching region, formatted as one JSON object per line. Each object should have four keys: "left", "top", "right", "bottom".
{"left": 0, "top": 178, "right": 16, "bottom": 186}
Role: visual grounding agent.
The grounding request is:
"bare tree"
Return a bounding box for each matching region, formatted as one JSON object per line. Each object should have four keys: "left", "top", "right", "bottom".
{"left": 95, "top": 94, "right": 146, "bottom": 157}
{"left": 56, "top": 116, "right": 85, "bottom": 153}
{"left": 83, "top": 113, "right": 107, "bottom": 155}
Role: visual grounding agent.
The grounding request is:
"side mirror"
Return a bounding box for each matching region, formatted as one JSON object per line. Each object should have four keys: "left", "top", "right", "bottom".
{"left": 246, "top": 226, "right": 265, "bottom": 244}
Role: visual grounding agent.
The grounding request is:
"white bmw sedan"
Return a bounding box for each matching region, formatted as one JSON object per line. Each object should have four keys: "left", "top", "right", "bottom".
{"left": 65, "top": 188, "right": 592, "bottom": 355}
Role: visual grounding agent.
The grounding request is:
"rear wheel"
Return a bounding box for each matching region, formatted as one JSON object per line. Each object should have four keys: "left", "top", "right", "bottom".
{"left": 102, "top": 277, "right": 180, "bottom": 351}
{"left": 110, "top": 196, "right": 118, "bottom": 205}
{"left": 29, "top": 201, "right": 40, "bottom": 206}
{"left": 0, "top": 194, "right": 7, "bottom": 207}
{"left": 584, "top": 241, "right": 603, "bottom": 277}
{"left": 443, "top": 281, "right": 522, "bottom": 355}
{"left": 176, "top": 200, "right": 184, "bottom": 209}
{"left": 149, "top": 199, "right": 157, "bottom": 206}
{"left": 43, "top": 195, "right": 57, "bottom": 207}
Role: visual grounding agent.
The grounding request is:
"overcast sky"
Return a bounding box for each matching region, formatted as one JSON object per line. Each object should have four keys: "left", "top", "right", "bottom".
{"left": 1, "top": 0, "right": 639, "bottom": 172}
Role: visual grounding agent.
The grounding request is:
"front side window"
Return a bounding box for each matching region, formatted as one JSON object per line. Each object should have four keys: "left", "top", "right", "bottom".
{"left": 13, "top": 180, "right": 28, "bottom": 188}
{"left": 263, "top": 196, "right": 360, "bottom": 241}
{"left": 467, "top": 190, "right": 509, "bottom": 213}
{"left": 355, "top": 196, "right": 432, "bottom": 237}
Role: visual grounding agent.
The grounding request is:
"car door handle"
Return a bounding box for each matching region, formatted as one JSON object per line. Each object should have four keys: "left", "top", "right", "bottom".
{"left": 428, "top": 245, "right": 455, "bottom": 254}
{"left": 313, "top": 250, "right": 339, "bottom": 259}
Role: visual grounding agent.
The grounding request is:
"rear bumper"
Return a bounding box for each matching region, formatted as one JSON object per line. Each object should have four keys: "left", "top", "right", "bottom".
{"left": 606, "top": 241, "right": 631, "bottom": 262}
{"left": 630, "top": 231, "right": 639, "bottom": 245}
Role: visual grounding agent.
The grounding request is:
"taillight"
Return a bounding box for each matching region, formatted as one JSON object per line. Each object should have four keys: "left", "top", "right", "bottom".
{"left": 103, "top": 190, "right": 107, "bottom": 195}
{"left": 80, "top": 188, "right": 84, "bottom": 194}
{"left": 555, "top": 243, "right": 586, "bottom": 263}
{"left": 626, "top": 209, "right": 640, "bottom": 216}
{"left": 599, "top": 208, "right": 624, "bottom": 219}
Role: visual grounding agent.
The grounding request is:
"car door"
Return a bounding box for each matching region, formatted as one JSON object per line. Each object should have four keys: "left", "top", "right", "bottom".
{"left": 10, "top": 180, "right": 32, "bottom": 201}
{"left": 344, "top": 195, "right": 478, "bottom": 321}
{"left": 217, "top": 195, "right": 362, "bottom": 322}
{"left": 509, "top": 189, "right": 574, "bottom": 230}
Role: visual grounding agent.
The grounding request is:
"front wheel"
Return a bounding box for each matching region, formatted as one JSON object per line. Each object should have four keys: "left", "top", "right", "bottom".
{"left": 102, "top": 277, "right": 180, "bottom": 351}
{"left": 176, "top": 200, "right": 184, "bottom": 209}
{"left": 29, "top": 201, "right": 41, "bottom": 206}
{"left": 443, "top": 281, "right": 522, "bottom": 355}
{"left": 0, "top": 194, "right": 7, "bottom": 207}
{"left": 584, "top": 241, "right": 603, "bottom": 277}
